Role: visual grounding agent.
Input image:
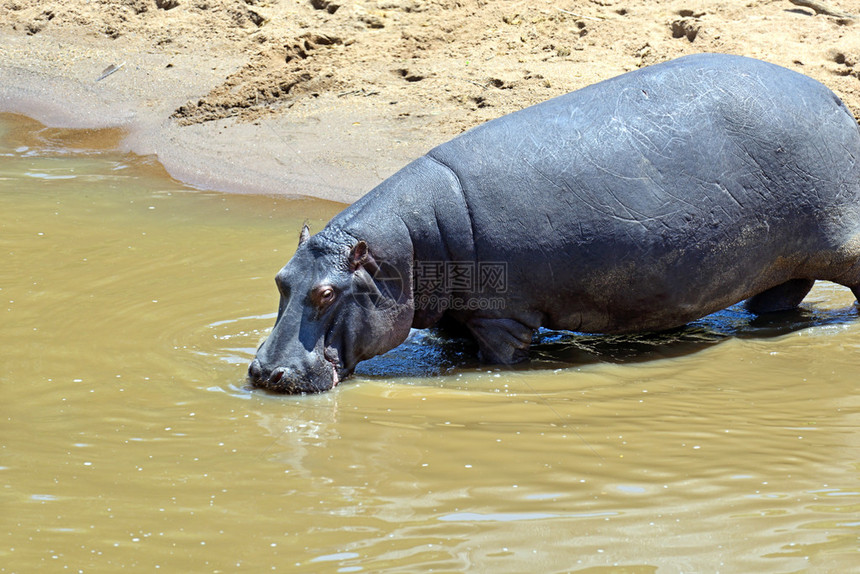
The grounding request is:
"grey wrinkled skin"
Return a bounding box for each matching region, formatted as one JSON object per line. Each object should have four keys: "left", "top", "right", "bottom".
{"left": 248, "top": 53, "right": 860, "bottom": 393}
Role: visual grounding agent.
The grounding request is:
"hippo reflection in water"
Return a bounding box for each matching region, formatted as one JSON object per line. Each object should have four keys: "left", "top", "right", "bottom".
{"left": 247, "top": 53, "right": 860, "bottom": 394}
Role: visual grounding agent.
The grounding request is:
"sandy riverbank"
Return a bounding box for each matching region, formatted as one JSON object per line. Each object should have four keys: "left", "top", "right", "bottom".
{"left": 1, "top": 0, "right": 858, "bottom": 202}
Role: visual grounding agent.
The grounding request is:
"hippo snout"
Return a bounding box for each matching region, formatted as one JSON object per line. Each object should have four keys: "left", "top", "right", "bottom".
{"left": 247, "top": 356, "right": 336, "bottom": 394}
{"left": 247, "top": 359, "right": 292, "bottom": 391}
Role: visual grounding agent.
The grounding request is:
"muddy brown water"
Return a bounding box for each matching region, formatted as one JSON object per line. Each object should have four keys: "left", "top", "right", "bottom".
{"left": 1, "top": 112, "right": 858, "bottom": 573}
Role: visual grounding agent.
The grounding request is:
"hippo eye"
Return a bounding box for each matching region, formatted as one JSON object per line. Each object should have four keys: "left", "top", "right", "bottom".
{"left": 312, "top": 285, "right": 337, "bottom": 308}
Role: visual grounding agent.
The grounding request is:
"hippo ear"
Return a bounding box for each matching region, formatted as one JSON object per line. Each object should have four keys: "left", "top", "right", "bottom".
{"left": 298, "top": 224, "right": 310, "bottom": 247}
{"left": 349, "top": 240, "right": 378, "bottom": 273}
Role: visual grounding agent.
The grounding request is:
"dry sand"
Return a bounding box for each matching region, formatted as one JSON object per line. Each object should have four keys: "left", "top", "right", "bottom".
{"left": 1, "top": 0, "right": 858, "bottom": 202}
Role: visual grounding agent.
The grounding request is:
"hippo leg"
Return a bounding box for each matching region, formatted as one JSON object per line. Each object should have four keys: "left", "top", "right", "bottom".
{"left": 833, "top": 262, "right": 860, "bottom": 306}
{"left": 850, "top": 285, "right": 860, "bottom": 307}
{"left": 466, "top": 317, "right": 533, "bottom": 364}
{"left": 744, "top": 278, "right": 816, "bottom": 314}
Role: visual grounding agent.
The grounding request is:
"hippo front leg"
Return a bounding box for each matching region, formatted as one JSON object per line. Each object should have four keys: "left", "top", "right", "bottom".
{"left": 465, "top": 317, "right": 534, "bottom": 364}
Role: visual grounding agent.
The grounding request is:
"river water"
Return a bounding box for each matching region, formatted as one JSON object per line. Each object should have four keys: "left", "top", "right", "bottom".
{"left": 1, "top": 113, "right": 858, "bottom": 573}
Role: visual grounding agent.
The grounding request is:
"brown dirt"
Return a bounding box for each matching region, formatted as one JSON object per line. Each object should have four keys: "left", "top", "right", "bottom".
{"left": 1, "top": 0, "right": 859, "bottom": 202}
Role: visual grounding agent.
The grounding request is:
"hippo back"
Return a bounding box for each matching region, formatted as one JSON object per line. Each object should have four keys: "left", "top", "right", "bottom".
{"left": 426, "top": 53, "right": 860, "bottom": 332}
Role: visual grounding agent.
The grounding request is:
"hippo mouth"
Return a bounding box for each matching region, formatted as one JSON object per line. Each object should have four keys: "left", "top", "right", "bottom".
{"left": 324, "top": 346, "right": 345, "bottom": 388}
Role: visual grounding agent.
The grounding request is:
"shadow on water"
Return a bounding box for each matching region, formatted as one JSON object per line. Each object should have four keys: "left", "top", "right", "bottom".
{"left": 354, "top": 297, "right": 859, "bottom": 379}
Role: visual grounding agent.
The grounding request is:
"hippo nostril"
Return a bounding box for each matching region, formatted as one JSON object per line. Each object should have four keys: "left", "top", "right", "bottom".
{"left": 248, "top": 359, "right": 263, "bottom": 381}
{"left": 268, "top": 367, "right": 286, "bottom": 385}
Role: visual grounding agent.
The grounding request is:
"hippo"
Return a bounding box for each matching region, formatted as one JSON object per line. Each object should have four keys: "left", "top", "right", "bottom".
{"left": 247, "top": 53, "right": 860, "bottom": 394}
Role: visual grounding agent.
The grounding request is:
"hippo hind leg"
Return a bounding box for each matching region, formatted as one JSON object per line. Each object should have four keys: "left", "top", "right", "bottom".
{"left": 745, "top": 278, "right": 816, "bottom": 314}
{"left": 465, "top": 316, "right": 534, "bottom": 364}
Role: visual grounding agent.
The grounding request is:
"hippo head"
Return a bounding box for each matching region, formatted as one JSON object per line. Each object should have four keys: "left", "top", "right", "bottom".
{"left": 247, "top": 225, "right": 414, "bottom": 393}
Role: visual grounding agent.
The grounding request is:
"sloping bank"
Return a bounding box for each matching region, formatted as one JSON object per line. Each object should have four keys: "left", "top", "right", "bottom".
{"left": 0, "top": 30, "right": 437, "bottom": 203}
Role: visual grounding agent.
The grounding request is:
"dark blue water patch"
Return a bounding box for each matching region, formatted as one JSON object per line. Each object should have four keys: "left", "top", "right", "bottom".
{"left": 354, "top": 328, "right": 478, "bottom": 378}
{"left": 530, "top": 298, "right": 859, "bottom": 368}
{"left": 352, "top": 297, "right": 859, "bottom": 378}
